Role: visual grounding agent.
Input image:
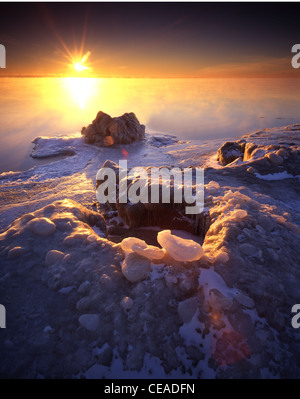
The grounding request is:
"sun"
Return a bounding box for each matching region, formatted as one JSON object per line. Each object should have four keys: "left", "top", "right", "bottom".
{"left": 71, "top": 51, "right": 91, "bottom": 74}
{"left": 74, "top": 62, "right": 88, "bottom": 72}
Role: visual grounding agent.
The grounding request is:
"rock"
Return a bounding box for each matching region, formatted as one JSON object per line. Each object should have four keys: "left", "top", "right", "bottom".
{"left": 251, "top": 148, "right": 268, "bottom": 160}
{"left": 217, "top": 141, "right": 245, "bottom": 166}
{"left": 45, "top": 250, "right": 65, "bottom": 266}
{"left": 243, "top": 143, "right": 258, "bottom": 161}
{"left": 121, "top": 252, "right": 151, "bottom": 283}
{"left": 157, "top": 230, "right": 204, "bottom": 262}
{"left": 177, "top": 297, "right": 199, "bottom": 323}
{"left": 96, "top": 159, "right": 120, "bottom": 188}
{"left": 81, "top": 111, "right": 145, "bottom": 146}
{"left": 78, "top": 314, "right": 100, "bottom": 332}
{"left": 27, "top": 217, "right": 56, "bottom": 236}
{"left": 266, "top": 152, "right": 283, "bottom": 165}
{"left": 246, "top": 166, "right": 257, "bottom": 174}
{"left": 96, "top": 161, "right": 210, "bottom": 238}
{"left": 276, "top": 148, "right": 289, "bottom": 159}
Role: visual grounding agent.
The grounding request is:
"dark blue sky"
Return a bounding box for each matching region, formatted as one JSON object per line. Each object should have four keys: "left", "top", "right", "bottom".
{"left": 0, "top": 2, "right": 300, "bottom": 77}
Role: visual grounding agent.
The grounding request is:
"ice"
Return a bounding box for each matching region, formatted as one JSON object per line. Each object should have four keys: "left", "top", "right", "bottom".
{"left": 45, "top": 249, "right": 65, "bottom": 266}
{"left": 27, "top": 217, "right": 56, "bottom": 236}
{"left": 255, "top": 171, "right": 296, "bottom": 180}
{"left": 132, "top": 244, "right": 165, "bottom": 260}
{"left": 157, "top": 229, "right": 204, "bottom": 262}
{"left": 121, "top": 236, "right": 165, "bottom": 260}
{"left": 31, "top": 134, "right": 82, "bottom": 158}
{"left": 121, "top": 237, "right": 147, "bottom": 252}
{"left": 1, "top": 124, "right": 300, "bottom": 378}
{"left": 78, "top": 314, "right": 100, "bottom": 332}
{"left": 121, "top": 252, "right": 152, "bottom": 283}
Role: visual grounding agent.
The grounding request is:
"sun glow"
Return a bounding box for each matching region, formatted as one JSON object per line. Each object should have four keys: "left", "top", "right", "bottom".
{"left": 74, "top": 62, "right": 88, "bottom": 72}
{"left": 62, "top": 77, "right": 98, "bottom": 109}
{"left": 72, "top": 51, "right": 91, "bottom": 73}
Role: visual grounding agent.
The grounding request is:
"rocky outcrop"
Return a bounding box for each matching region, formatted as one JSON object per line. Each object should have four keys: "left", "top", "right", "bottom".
{"left": 217, "top": 140, "right": 246, "bottom": 166}
{"left": 81, "top": 111, "right": 145, "bottom": 146}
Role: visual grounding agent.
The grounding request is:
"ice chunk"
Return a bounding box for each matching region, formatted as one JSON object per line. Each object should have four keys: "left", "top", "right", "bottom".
{"left": 255, "top": 171, "right": 295, "bottom": 181}
{"left": 45, "top": 250, "right": 65, "bottom": 266}
{"left": 78, "top": 314, "right": 100, "bottom": 332}
{"left": 120, "top": 296, "right": 134, "bottom": 310}
{"left": 177, "top": 297, "right": 199, "bottom": 323}
{"left": 8, "top": 246, "right": 26, "bottom": 258}
{"left": 231, "top": 209, "right": 247, "bottom": 220}
{"left": 157, "top": 230, "right": 204, "bottom": 262}
{"left": 27, "top": 217, "right": 56, "bottom": 236}
{"left": 121, "top": 237, "right": 165, "bottom": 260}
{"left": 121, "top": 252, "right": 151, "bottom": 283}
{"left": 132, "top": 244, "right": 165, "bottom": 260}
{"left": 215, "top": 251, "right": 229, "bottom": 263}
{"left": 121, "top": 237, "right": 147, "bottom": 252}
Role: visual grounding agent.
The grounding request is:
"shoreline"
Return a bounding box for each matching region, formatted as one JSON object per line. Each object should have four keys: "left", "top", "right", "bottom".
{"left": 0, "top": 124, "right": 300, "bottom": 378}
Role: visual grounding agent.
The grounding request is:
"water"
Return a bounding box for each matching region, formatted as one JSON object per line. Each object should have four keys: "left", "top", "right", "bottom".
{"left": 0, "top": 77, "right": 300, "bottom": 172}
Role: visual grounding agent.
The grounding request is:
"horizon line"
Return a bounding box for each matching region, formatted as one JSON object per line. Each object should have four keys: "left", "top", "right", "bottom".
{"left": 1, "top": 74, "right": 300, "bottom": 79}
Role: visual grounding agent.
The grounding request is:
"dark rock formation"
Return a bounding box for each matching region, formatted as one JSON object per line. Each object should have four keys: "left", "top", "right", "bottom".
{"left": 81, "top": 111, "right": 145, "bottom": 146}
{"left": 217, "top": 140, "right": 245, "bottom": 166}
{"left": 96, "top": 160, "right": 210, "bottom": 240}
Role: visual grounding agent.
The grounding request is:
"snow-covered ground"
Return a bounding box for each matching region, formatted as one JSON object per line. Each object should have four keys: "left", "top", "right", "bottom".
{"left": 0, "top": 126, "right": 300, "bottom": 378}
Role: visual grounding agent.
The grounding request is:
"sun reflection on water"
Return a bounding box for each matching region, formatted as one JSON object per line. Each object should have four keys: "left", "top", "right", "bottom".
{"left": 61, "top": 78, "right": 99, "bottom": 109}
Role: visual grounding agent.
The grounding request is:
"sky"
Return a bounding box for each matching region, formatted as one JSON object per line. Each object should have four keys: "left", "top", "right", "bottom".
{"left": 0, "top": 2, "right": 300, "bottom": 78}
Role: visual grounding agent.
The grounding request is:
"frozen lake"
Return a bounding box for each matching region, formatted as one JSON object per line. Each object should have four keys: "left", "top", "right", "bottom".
{"left": 0, "top": 77, "right": 300, "bottom": 172}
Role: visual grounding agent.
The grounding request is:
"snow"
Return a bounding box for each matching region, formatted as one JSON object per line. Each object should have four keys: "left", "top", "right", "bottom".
{"left": 78, "top": 314, "right": 100, "bottom": 332}
{"left": 157, "top": 229, "right": 204, "bottom": 262}
{"left": 45, "top": 249, "right": 65, "bottom": 266}
{"left": 0, "top": 124, "right": 300, "bottom": 378}
{"left": 255, "top": 171, "right": 296, "bottom": 180}
{"left": 27, "top": 217, "right": 56, "bottom": 236}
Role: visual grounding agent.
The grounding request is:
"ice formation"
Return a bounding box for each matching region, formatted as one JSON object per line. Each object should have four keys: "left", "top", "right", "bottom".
{"left": 132, "top": 244, "right": 165, "bottom": 260}
{"left": 0, "top": 124, "right": 300, "bottom": 379}
{"left": 121, "top": 236, "right": 165, "bottom": 260}
{"left": 121, "top": 252, "right": 151, "bottom": 283}
{"left": 157, "top": 229, "right": 204, "bottom": 262}
{"left": 27, "top": 217, "right": 56, "bottom": 236}
{"left": 121, "top": 237, "right": 147, "bottom": 253}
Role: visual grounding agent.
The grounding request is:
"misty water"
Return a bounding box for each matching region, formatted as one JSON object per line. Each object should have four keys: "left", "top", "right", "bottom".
{"left": 0, "top": 77, "right": 300, "bottom": 172}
